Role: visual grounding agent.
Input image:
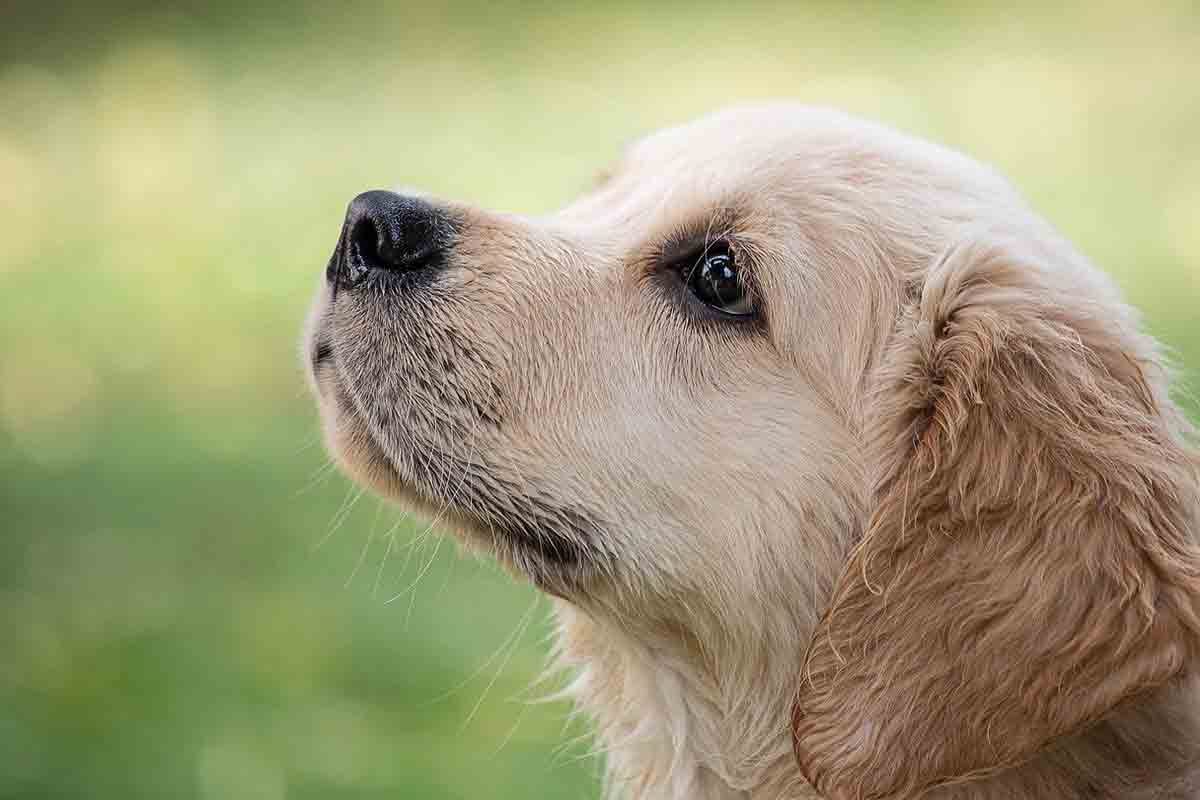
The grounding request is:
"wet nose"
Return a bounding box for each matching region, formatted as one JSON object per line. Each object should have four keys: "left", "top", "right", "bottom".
{"left": 326, "top": 190, "right": 451, "bottom": 290}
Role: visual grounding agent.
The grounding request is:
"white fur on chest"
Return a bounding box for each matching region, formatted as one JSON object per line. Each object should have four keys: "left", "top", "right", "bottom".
{"left": 551, "top": 602, "right": 818, "bottom": 800}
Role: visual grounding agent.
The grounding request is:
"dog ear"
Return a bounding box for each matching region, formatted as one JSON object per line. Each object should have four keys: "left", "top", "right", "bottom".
{"left": 791, "top": 234, "right": 1200, "bottom": 798}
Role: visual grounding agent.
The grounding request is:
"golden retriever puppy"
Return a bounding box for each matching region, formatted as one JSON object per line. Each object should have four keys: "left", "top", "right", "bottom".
{"left": 303, "top": 105, "right": 1200, "bottom": 799}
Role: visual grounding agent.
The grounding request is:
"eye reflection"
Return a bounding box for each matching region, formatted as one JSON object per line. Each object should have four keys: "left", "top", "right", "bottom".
{"left": 686, "top": 245, "right": 753, "bottom": 316}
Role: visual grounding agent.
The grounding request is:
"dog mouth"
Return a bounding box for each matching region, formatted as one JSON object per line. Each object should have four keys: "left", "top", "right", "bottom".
{"left": 367, "top": 423, "right": 607, "bottom": 592}
{"left": 309, "top": 339, "right": 610, "bottom": 594}
{"left": 311, "top": 339, "right": 333, "bottom": 372}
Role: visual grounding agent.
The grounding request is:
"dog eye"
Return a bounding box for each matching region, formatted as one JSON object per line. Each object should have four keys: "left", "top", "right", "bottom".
{"left": 685, "top": 245, "right": 753, "bottom": 316}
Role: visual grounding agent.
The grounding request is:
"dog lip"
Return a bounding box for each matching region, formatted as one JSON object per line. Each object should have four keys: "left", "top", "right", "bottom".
{"left": 312, "top": 340, "right": 333, "bottom": 370}
{"left": 492, "top": 515, "right": 588, "bottom": 569}
{"left": 354, "top": 426, "right": 605, "bottom": 583}
{"left": 312, "top": 335, "right": 607, "bottom": 591}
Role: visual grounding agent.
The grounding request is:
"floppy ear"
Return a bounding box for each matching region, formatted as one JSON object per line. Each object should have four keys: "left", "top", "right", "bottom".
{"left": 792, "top": 235, "right": 1200, "bottom": 798}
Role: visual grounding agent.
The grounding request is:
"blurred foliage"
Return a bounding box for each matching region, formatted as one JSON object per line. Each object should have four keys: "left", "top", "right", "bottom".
{"left": 1, "top": 1, "right": 1197, "bottom": 798}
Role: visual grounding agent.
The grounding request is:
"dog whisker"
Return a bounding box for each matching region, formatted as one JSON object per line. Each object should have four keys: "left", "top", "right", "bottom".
{"left": 310, "top": 483, "right": 363, "bottom": 551}
{"left": 385, "top": 413, "right": 484, "bottom": 620}
{"left": 419, "top": 594, "right": 541, "bottom": 711}
{"left": 459, "top": 595, "right": 538, "bottom": 730}
{"left": 402, "top": 535, "right": 443, "bottom": 630}
{"left": 294, "top": 458, "right": 338, "bottom": 497}
{"left": 371, "top": 515, "right": 403, "bottom": 598}
{"left": 344, "top": 498, "right": 385, "bottom": 588}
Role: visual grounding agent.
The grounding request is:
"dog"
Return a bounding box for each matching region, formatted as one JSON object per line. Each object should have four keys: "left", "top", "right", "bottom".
{"left": 303, "top": 105, "right": 1200, "bottom": 799}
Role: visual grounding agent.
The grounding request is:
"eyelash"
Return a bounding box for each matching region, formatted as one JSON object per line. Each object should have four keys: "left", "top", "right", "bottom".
{"left": 652, "top": 235, "right": 762, "bottom": 325}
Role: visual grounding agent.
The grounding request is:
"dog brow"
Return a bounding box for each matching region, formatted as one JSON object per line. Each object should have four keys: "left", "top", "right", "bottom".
{"left": 658, "top": 209, "right": 741, "bottom": 263}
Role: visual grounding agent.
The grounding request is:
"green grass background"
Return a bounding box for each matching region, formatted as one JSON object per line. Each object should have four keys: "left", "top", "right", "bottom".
{"left": 1, "top": 2, "right": 1197, "bottom": 798}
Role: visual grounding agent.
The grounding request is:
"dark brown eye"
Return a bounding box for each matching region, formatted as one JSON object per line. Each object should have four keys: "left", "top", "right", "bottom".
{"left": 685, "top": 245, "right": 753, "bottom": 316}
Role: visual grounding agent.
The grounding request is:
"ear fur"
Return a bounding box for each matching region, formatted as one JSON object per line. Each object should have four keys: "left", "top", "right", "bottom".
{"left": 792, "top": 234, "right": 1200, "bottom": 798}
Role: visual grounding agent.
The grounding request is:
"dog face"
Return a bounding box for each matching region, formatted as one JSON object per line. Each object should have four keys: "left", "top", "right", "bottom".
{"left": 305, "top": 105, "right": 1200, "bottom": 797}
{"left": 304, "top": 106, "right": 1000, "bottom": 605}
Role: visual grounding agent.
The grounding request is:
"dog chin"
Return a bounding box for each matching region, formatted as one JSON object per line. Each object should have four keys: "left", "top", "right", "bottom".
{"left": 320, "top": 398, "right": 599, "bottom": 597}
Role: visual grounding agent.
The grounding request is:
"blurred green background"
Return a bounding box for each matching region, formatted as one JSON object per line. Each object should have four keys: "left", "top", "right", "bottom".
{"left": 1, "top": 2, "right": 1197, "bottom": 798}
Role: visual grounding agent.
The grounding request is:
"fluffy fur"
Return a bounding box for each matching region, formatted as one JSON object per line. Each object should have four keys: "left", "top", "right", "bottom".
{"left": 304, "top": 105, "right": 1200, "bottom": 798}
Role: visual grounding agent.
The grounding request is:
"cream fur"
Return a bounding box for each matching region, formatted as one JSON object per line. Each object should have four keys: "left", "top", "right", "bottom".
{"left": 305, "top": 105, "right": 1200, "bottom": 799}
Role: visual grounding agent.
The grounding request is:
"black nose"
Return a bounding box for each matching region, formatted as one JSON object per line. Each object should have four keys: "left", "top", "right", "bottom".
{"left": 326, "top": 190, "right": 452, "bottom": 291}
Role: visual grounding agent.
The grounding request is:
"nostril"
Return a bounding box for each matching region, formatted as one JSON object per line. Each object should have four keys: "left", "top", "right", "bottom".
{"left": 349, "top": 214, "right": 387, "bottom": 271}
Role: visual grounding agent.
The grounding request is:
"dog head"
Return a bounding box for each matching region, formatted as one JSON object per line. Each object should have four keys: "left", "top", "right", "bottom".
{"left": 305, "top": 105, "right": 1200, "bottom": 797}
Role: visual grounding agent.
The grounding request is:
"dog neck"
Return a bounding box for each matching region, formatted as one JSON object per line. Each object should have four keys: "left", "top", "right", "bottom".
{"left": 551, "top": 601, "right": 1200, "bottom": 799}
{"left": 552, "top": 599, "right": 817, "bottom": 800}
